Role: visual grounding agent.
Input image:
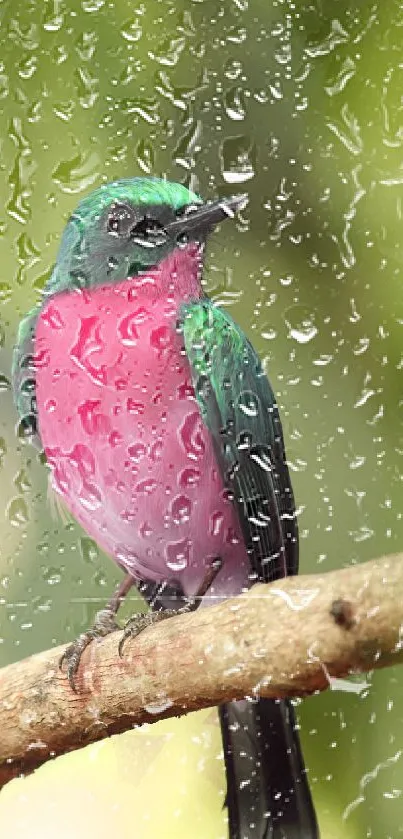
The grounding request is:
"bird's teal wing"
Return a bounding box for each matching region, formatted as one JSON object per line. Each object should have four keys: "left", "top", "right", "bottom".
{"left": 181, "top": 303, "right": 318, "bottom": 839}
{"left": 12, "top": 306, "right": 42, "bottom": 449}
{"left": 181, "top": 299, "right": 298, "bottom": 582}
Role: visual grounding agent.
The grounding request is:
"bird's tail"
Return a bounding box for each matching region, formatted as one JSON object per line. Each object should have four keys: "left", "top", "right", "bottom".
{"left": 219, "top": 698, "right": 319, "bottom": 838}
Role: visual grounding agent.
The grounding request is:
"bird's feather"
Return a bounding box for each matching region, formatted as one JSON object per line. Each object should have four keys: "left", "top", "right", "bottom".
{"left": 181, "top": 299, "right": 298, "bottom": 583}
{"left": 180, "top": 299, "right": 318, "bottom": 838}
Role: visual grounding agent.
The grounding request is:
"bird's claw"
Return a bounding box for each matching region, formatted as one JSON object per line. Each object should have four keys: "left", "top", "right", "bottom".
{"left": 60, "top": 608, "right": 120, "bottom": 691}
{"left": 118, "top": 559, "right": 224, "bottom": 657}
{"left": 60, "top": 634, "right": 92, "bottom": 693}
{"left": 118, "top": 610, "right": 176, "bottom": 658}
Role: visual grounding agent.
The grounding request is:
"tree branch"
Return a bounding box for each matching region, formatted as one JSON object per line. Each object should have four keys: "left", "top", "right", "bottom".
{"left": 1, "top": 553, "right": 402, "bottom": 789}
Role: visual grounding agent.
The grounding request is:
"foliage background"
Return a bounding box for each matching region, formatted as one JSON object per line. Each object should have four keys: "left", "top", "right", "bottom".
{"left": 0, "top": 1, "right": 402, "bottom": 836}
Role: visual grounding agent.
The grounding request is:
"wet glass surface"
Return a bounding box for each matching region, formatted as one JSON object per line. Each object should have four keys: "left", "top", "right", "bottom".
{"left": 1, "top": 2, "right": 403, "bottom": 836}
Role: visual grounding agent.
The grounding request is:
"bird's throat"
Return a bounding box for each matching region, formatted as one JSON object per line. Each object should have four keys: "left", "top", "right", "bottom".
{"left": 126, "top": 242, "right": 204, "bottom": 303}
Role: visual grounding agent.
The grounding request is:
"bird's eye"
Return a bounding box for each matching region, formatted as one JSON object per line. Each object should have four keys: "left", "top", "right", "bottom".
{"left": 131, "top": 217, "right": 164, "bottom": 238}
{"left": 106, "top": 203, "right": 134, "bottom": 237}
{"left": 107, "top": 216, "right": 121, "bottom": 235}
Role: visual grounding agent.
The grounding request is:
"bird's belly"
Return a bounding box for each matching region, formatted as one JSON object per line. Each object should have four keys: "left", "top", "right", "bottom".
{"left": 35, "top": 281, "right": 249, "bottom": 598}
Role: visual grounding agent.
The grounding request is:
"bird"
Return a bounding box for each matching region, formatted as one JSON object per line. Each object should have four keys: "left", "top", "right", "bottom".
{"left": 12, "top": 177, "right": 319, "bottom": 838}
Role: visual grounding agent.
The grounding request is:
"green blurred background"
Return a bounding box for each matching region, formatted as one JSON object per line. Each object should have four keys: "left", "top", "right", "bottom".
{"left": 0, "top": 0, "right": 402, "bottom": 836}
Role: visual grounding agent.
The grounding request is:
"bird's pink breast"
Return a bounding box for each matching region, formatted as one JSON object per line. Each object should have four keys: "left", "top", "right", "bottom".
{"left": 34, "top": 251, "right": 249, "bottom": 599}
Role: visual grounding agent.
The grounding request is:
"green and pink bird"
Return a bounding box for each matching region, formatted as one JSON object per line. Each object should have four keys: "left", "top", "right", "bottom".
{"left": 12, "top": 178, "right": 319, "bottom": 838}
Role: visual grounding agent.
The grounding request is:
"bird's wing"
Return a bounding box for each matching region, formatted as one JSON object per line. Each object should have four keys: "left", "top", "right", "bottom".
{"left": 181, "top": 299, "right": 298, "bottom": 582}
{"left": 12, "top": 306, "right": 42, "bottom": 450}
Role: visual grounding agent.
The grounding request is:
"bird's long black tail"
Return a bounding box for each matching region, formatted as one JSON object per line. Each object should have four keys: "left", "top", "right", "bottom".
{"left": 137, "top": 578, "right": 319, "bottom": 837}
{"left": 219, "top": 697, "right": 319, "bottom": 839}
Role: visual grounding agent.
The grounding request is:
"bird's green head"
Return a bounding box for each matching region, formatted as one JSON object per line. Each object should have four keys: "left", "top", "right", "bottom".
{"left": 44, "top": 178, "right": 247, "bottom": 297}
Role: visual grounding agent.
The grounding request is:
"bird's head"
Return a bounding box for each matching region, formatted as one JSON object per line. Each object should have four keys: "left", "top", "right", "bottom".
{"left": 44, "top": 178, "right": 247, "bottom": 297}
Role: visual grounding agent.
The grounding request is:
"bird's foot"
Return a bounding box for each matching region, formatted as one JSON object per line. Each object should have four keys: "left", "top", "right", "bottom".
{"left": 119, "top": 556, "right": 223, "bottom": 658}
{"left": 118, "top": 608, "right": 181, "bottom": 658}
{"left": 60, "top": 607, "right": 120, "bottom": 692}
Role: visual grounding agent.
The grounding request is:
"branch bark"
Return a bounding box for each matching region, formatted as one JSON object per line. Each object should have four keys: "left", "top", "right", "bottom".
{"left": 1, "top": 553, "right": 402, "bottom": 789}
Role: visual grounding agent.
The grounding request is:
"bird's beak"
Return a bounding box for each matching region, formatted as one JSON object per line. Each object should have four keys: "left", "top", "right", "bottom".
{"left": 164, "top": 193, "right": 248, "bottom": 239}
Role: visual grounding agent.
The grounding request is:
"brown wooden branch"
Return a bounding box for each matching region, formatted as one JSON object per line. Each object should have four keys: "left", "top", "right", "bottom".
{"left": 1, "top": 553, "right": 403, "bottom": 789}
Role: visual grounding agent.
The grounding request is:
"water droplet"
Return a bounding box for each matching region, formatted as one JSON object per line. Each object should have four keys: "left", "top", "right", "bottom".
{"left": 136, "top": 138, "right": 154, "bottom": 174}
{"left": 152, "top": 389, "right": 162, "bottom": 406}
{"left": 79, "top": 482, "right": 103, "bottom": 511}
{"left": 150, "top": 439, "right": 163, "bottom": 461}
{"left": 70, "top": 316, "right": 107, "bottom": 385}
{"left": 115, "top": 545, "right": 140, "bottom": 570}
{"left": 237, "top": 431, "right": 252, "bottom": 451}
{"left": 238, "top": 390, "right": 259, "bottom": 417}
{"left": 121, "top": 16, "right": 142, "bottom": 42}
{"left": 135, "top": 479, "right": 157, "bottom": 495}
{"left": 18, "top": 55, "right": 37, "bottom": 80}
{"left": 52, "top": 151, "right": 100, "bottom": 194}
{"left": 127, "top": 398, "right": 145, "bottom": 415}
{"left": 115, "top": 377, "right": 128, "bottom": 391}
{"left": 226, "top": 527, "right": 240, "bottom": 545}
{"left": 144, "top": 694, "right": 174, "bottom": 715}
{"left": 42, "top": 566, "right": 62, "bottom": 586}
{"left": 37, "top": 539, "right": 50, "bottom": 556}
{"left": 325, "top": 57, "right": 356, "bottom": 96}
{"left": 224, "top": 86, "right": 246, "bottom": 121}
{"left": 220, "top": 134, "right": 255, "bottom": 184}
{"left": 33, "top": 348, "right": 50, "bottom": 369}
{"left": 0, "top": 283, "right": 13, "bottom": 303}
{"left": 305, "top": 19, "right": 348, "bottom": 58}
{"left": 177, "top": 379, "right": 194, "bottom": 400}
{"left": 178, "top": 411, "right": 206, "bottom": 459}
{"left": 131, "top": 306, "right": 149, "bottom": 324}
{"left": 7, "top": 497, "right": 29, "bottom": 527}
{"left": 108, "top": 256, "right": 119, "bottom": 273}
{"left": 327, "top": 103, "right": 362, "bottom": 158}
{"left": 0, "top": 437, "right": 7, "bottom": 465}
{"left": 349, "top": 455, "right": 366, "bottom": 470}
{"left": 128, "top": 442, "right": 147, "bottom": 462}
{"left": 170, "top": 494, "right": 192, "bottom": 524}
{"left": 224, "top": 59, "right": 243, "bottom": 81}
{"left": 14, "top": 468, "right": 31, "bottom": 494}
{"left": 250, "top": 446, "right": 272, "bottom": 472}
{"left": 120, "top": 95, "right": 159, "bottom": 125}
{"left": 45, "top": 398, "right": 57, "bottom": 413}
{"left": 177, "top": 232, "right": 189, "bottom": 248}
{"left": 82, "top": 0, "right": 104, "bottom": 10}
{"left": 75, "top": 64, "right": 98, "bottom": 109}
{"left": 53, "top": 100, "right": 74, "bottom": 123}
{"left": 0, "top": 71, "right": 9, "bottom": 99}
{"left": 150, "top": 325, "right": 171, "bottom": 352}
{"left": 80, "top": 537, "right": 99, "bottom": 564}
{"left": 261, "top": 323, "right": 277, "bottom": 341}
{"left": 284, "top": 306, "right": 318, "bottom": 344}
{"left": 117, "top": 312, "right": 139, "bottom": 346}
{"left": 165, "top": 538, "right": 191, "bottom": 571}
{"left": 179, "top": 467, "right": 201, "bottom": 488}
{"left": 78, "top": 399, "right": 110, "bottom": 435}
{"left": 69, "top": 444, "right": 96, "bottom": 478}
{"left": 209, "top": 511, "right": 224, "bottom": 537}
{"left": 33, "top": 596, "right": 52, "bottom": 614}
{"left": 0, "top": 374, "right": 10, "bottom": 392}
{"left": 226, "top": 25, "right": 246, "bottom": 45}
{"left": 94, "top": 569, "right": 107, "bottom": 587}
{"left": 121, "top": 508, "right": 136, "bottom": 523}
{"left": 139, "top": 521, "right": 152, "bottom": 538}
